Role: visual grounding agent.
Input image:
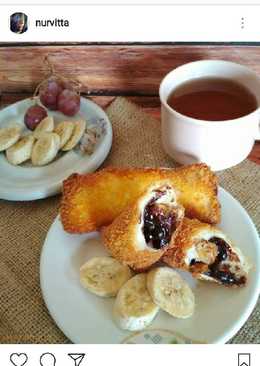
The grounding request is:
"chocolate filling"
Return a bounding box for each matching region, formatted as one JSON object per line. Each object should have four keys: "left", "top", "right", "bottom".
{"left": 190, "top": 237, "right": 246, "bottom": 286}
{"left": 143, "top": 196, "right": 177, "bottom": 250}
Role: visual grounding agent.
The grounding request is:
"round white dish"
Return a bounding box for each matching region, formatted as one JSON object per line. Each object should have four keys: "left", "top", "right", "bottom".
{"left": 0, "top": 97, "right": 112, "bottom": 201}
{"left": 40, "top": 187, "right": 260, "bottom": 344}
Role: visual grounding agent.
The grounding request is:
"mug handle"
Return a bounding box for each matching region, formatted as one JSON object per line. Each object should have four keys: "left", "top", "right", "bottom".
{"left": 255, "top": 121, "right": 260, "bottom": 140}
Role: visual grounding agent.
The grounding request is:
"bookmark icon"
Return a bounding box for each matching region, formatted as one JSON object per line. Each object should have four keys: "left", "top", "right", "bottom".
{"left": 68, "top": 354, "right": 86, "bottom": 366}
{"left": 238, "top": 353, "right": 251, "bottom": 366}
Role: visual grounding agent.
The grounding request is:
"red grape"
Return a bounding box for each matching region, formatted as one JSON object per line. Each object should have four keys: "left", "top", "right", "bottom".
{"left": 24, "top": 105, "right": 48, "bottom": 130}
{"left": 57, "top": 89, "right": 80, "bottom": 116}
{"left": 39, "top": 79, "right": 64, "bottom": 110}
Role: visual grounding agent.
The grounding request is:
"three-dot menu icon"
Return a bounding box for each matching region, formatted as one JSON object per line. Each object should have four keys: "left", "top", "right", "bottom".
{"left": 241, "top": 17, "right": 245, "bottom": 29}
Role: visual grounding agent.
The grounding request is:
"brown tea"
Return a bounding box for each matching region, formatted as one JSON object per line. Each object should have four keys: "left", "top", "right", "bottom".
{"left": 167, "top": 77, "right": 257, "bottom": 121}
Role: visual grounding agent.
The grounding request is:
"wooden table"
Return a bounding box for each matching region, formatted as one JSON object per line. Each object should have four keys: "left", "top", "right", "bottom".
{"left": 0, "top": 43, "right": 259, "bottom": 164}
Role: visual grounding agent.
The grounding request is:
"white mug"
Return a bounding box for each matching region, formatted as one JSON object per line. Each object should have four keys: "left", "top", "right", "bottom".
{"left": 159, "top": 60, "right": 260, "bottom": 171}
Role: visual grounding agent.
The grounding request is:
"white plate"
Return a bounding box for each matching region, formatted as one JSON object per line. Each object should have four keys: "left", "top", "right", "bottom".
{"left": 40, "top": 187, "right": 260, "bottom": 344}
{"left": 0, "top": 97, "right": 112, "bottom": 201}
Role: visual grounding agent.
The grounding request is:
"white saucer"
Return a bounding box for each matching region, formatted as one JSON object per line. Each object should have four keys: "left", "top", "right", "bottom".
{"left": 0, "top": 97, "right": 112, "bottom": 201}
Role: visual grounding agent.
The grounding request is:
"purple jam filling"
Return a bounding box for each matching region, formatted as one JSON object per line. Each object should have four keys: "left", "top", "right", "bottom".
{"left": 143, "top": 201, "right": 177, "bottom": 250}
{"left": 190, "top": 236, "right": 246, "bottom": 286}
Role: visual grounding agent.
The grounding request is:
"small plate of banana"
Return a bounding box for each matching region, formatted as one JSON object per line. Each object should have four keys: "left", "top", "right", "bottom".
{"left": 0, "top": 97, "right": 112, "bottom": 201}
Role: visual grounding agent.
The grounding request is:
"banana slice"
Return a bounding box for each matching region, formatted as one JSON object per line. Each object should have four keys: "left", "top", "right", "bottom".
{"left": 52, "top": 132, "right": 61, "bottom": 150}
{"left": 31, "top": 132, "right": 60, "bottom": 166}
{"left": 62, "top": 119, "right": 86, "bottom": 151}
{"left": 34, "top": 116, "right": 54, "bottom": 139}
{"left": 114, "top": 273, "right": 159, "bottom": 331}
{"left": 80, "top": 257, "right": 132, "bottom": 297}
{"left": 147, "top": 267, "right": 195, "bottom": 319}
{"left": 54, "top": 121, "right": 74, "bottom": 149}
{"left": 6, "top": 134, "right": 35, "bottom": 165}
{"left": 0, "top": 125, "right": 22, "bottom": 152}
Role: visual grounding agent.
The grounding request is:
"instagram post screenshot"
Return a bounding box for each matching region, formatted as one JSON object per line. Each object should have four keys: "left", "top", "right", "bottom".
{"left": 0, "top": 2, "right": 259, "bottom": 364}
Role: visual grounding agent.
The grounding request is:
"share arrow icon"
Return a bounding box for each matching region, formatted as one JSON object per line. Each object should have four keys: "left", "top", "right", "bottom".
{"left": 68, "top": 353, "right": 86, "bottom": 366}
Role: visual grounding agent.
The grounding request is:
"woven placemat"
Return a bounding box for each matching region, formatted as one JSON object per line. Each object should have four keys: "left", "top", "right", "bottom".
{"left": 0, "top": 97, "right": 259, "bottom": 344}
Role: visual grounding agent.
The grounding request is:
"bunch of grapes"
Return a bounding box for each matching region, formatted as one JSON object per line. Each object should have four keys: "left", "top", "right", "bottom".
{"left": 39, "top": 77, "right": 80, "bottom": 116}
{"left": 25, "top": 56, "right": 81, "bottom": 130}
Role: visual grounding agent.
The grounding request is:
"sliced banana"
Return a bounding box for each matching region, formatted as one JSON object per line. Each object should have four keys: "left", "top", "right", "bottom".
{"left": 80, "top": 257, "right": 132, "bottom": 297}
{"left": 54, "top": 121, "right": 74, "bottom": 149}
{"left": 52, "top": 132, "right": 61, "bottom": 150}
{"left": 62, "top": 119, "right": 86, "bottom": 151}
{"left": 6, "top": 134, "right": 35, "bottom": 165}
{"left": 34, "top": 116, "right": 54, "bottom": 139}
{"left": 147, "top": 267, "right": 195, "bottom": 319}
{"left": 114, "top": 273, "right": 159, "bottom": 331}
{"left": 0, "top": 125, "right": 22, "bottom": 152}
{"left": 31, "top": 132, "right": 60, "bottom": 166}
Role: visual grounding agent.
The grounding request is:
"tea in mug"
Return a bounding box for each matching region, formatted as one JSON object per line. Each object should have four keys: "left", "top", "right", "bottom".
{"left": 167, "top": 77, "right": 258, "bottom": 121}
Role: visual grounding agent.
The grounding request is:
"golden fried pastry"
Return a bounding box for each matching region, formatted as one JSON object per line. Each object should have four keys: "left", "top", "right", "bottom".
{"left": 101, "top": 182, "right": 184, "bottom": 271}
{"left": 61, "top": 164, "right": 220, "bottom": 233}
{"left": 163, "top": 218, "right": 250, "bottom": 287}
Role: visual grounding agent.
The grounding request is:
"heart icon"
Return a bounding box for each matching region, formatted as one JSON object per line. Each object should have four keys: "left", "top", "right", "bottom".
{"left": 10, "top": 353, "right": 28, "bottom": 366}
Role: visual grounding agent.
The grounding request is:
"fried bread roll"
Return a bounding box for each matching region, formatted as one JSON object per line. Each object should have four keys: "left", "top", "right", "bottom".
{"left": 61, "top": 164, "right": 220, "bottom": 233}
{"left": 163, "top": 218, "right": 250, "bottom": 287}
{"left": 101, "top": 182, "right": 184, "bottom": 271}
